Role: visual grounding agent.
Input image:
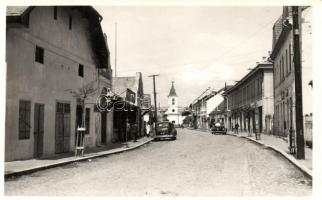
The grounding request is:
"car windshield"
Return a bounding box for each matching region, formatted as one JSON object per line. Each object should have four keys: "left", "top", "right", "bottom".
{"left": 215, "top": 123, "right": 221, "bottom": 126}
{"left": 157, "top": 123, "right": 169, "bottom": 130}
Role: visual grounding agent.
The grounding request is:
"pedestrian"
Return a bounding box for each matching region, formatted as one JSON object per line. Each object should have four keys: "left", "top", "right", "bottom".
{"left": 131, "top": 123, "right": 138, "bottom": 142}
{"left": 235, "top": 123, "right": 239, "bottom": 134}
{"left": 143, "top": 121, "right": 147, "bottom": 136}
{"left": 126, "top": 121, "right": 131, "bottom": 142}
{"left": 146, "top": 121, "right": 151, "bottom": 137}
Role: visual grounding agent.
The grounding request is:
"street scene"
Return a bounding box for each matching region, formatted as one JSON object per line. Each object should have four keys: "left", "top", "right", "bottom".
{"left": 5, "top": 129, "right": 311, "bottom": 196}
{"left": 4, "top": 4, "right": 313, "bottom": 197}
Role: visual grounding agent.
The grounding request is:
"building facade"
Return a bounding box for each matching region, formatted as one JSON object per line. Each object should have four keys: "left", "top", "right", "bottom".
{"left": 224, "top": 61, "right": 274, "bottom": 134}
{"left": 270, "top": 6, "right": 312, "bottom": 138}
{"left": 112, "top": 72, "right": 145, "bottom": 142}
{"left": 5, "top": 6, "right": 113, "bottom": 161}
{"left": 208, "top": 86, "right": 232, "bottom": 129}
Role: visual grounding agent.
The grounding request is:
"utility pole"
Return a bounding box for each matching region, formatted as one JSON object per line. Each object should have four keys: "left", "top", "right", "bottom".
{"left": 114, "top": 22, "right": 117, "bottom": 77}
{"left": 292, "top": 6, "right": 305, "bottom": 159}
{"left": 148, "top": 74, "right": 160, "bottom": 134}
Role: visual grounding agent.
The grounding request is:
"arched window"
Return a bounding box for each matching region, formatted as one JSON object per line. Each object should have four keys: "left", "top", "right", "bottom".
{"left": 172, "top": 98, "right": 175, "bottom": 105}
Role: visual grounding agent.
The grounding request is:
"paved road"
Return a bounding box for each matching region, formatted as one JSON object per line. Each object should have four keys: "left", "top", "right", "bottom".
{"left": 5, "top": 129, "right": 311, "bottom": 196}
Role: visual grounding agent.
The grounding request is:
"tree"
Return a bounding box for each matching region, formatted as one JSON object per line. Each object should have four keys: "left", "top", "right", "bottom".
{"left": 66, "top": 82, "right": 97, "bottom": 129}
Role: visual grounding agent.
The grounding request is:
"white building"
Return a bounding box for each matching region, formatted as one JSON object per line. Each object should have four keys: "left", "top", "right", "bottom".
{"left": 270, "top": 6, "right": 312, "bottom": 137}
{"left": 165, "top": 82, "right": 183, "bottom": 125}
{"left": 207, "top": 86, "right": 232, "bottom": 128}
{"left": 5, "top": 6, "right": 113, "bottom": 161}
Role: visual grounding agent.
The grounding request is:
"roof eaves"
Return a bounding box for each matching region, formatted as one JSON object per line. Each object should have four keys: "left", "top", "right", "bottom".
{"left": 224, "top": 63, "right": 272, "bottom": 95}
{"left": 270, "top": 24, "right": 292, "bottom": 60}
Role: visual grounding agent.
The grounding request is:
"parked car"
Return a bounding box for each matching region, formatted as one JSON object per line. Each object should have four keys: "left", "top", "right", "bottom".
{"left": 154, "top": 121, "right": 177, "bottom": 141}
{"left": 211, "top": 122, "right": 227, "bottom": 135}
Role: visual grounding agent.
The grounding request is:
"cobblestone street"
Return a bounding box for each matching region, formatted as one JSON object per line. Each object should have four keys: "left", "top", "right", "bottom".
{"left": 5, "top": 129, "right": 311, "bottom": 196}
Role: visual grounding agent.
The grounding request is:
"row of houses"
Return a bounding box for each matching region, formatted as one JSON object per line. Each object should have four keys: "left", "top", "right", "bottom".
{"left": 5, "top": 6, "right": 152, "bottom": 161}
{"left": 188, "top": 6, "right": 312, "bottom": 144}
{"left": 188, "top": 84, "right": 232, "bottom": 130}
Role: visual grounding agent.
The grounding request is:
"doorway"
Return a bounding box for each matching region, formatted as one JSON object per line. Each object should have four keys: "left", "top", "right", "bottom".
{"left": 55, "top": 102, "right": 71, "bottom": 154}
{"left": 75, "top": 105, "right": 83, "bottom": 146}
{"left": 34, "top": 103, "right": 44, "bottom": 158}
{"left": 258, "top": 106, "right": 263, "bottom": 133}
{"left": 101, "top": 112, "right": 107, "bottom": 144}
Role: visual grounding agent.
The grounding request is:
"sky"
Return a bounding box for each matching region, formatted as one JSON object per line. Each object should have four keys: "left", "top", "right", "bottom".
{"left": 95, "top": 6, "right": 282, "bottom": 108}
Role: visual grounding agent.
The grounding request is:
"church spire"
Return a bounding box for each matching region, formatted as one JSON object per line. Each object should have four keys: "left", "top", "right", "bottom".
{"left": 168, "top": 81, "right": 178, "bottom": 97}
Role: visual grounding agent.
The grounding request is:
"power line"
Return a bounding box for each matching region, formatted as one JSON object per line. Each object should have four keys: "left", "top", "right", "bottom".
{"left": 179, "top": 17, "right": 277, "bottom": 68}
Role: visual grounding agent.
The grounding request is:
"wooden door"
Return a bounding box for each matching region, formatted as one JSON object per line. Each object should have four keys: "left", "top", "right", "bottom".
{"left": 63, "top": 103, "right": 71, "bottom": 152}
{"left": 55, "top": 102, "right": 70, "bottom": 154}
{"left": 34, "top": 103, "right": 44, "bottom": 158}
{"left": 75, "top": 105, "right": 83, "bottom": 146}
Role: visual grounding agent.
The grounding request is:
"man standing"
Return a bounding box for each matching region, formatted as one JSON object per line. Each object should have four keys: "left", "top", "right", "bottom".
{"left": 146, "top": 121, "right": 151, "bottom": 137}
{"left": 126, "top": 121, "right": 131, "bottom": 142}
{"left": 131, "top": 123, "right": 138, "bottom": 142}
{"left": 235, "top": 123, "right": 239, "bottom": 134}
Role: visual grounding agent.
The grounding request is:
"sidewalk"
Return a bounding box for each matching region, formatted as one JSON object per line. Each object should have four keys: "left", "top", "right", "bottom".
{"left": 227, "top": 131, "right": 312, "bottom": 178}
{"left": 5, "top": 136, "right": 153, "bottom": 178}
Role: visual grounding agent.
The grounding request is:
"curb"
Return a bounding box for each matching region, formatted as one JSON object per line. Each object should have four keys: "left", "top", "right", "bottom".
{"left": 5, "top": 138, "right": 153, "bottom": 179}
{"left": 227, "top": 133, "right": 312, "bottom": 179}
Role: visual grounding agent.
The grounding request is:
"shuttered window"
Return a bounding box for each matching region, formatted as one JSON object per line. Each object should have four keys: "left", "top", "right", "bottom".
{"left": 19, "top": 100, "right": 31, "bottom": 139}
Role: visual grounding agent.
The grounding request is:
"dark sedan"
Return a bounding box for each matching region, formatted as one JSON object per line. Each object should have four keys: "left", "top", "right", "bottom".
{"left": 154, "top": 121, "right": 177, "bottom": 141}
{"left": 211, "top": 122, "right": 227, "bottom": 135}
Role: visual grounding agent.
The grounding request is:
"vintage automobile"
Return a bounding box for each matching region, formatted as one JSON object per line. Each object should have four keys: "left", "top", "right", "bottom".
{"left": 154, "top": 121, "right": 177, "bottom": 141}
{"left": 211, "top": 122, "right": 227, "bottom": 135}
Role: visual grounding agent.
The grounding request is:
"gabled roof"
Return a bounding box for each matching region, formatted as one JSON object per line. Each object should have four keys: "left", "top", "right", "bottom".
{"left": 168, "top": 81, "right": 177, "bottom": 97}
{"left": 6, "top": 6, "right": 109, "bottom": 69}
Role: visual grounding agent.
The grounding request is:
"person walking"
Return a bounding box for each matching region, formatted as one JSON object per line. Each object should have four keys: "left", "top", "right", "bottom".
{"left": 235, "top": 123, "right": 239, "bottom": 134}
{"left": 146, "top": 121, "right": 151, "bottom": 137}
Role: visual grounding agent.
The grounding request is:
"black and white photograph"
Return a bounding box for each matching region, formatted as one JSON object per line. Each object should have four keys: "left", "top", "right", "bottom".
{"left": 1, "top": 0, "right": 321, "bottom": 198}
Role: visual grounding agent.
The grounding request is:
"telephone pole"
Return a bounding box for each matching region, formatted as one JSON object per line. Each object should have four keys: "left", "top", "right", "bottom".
{"left": 114, "top": 22, "right": 117, "bottom": 77}
{"left": 148, "top": 74, "right": 160, "bottom": 133}
{"left": 292, "top": 6, "right": 305, "bottom": 159}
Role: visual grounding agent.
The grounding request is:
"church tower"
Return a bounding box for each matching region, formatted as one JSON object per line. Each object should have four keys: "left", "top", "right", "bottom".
{"left": 166, "top": 81, "right": 182, "bottom": 125}
{"left": 168, "top": 81, "right": 178, "bottom": 114}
